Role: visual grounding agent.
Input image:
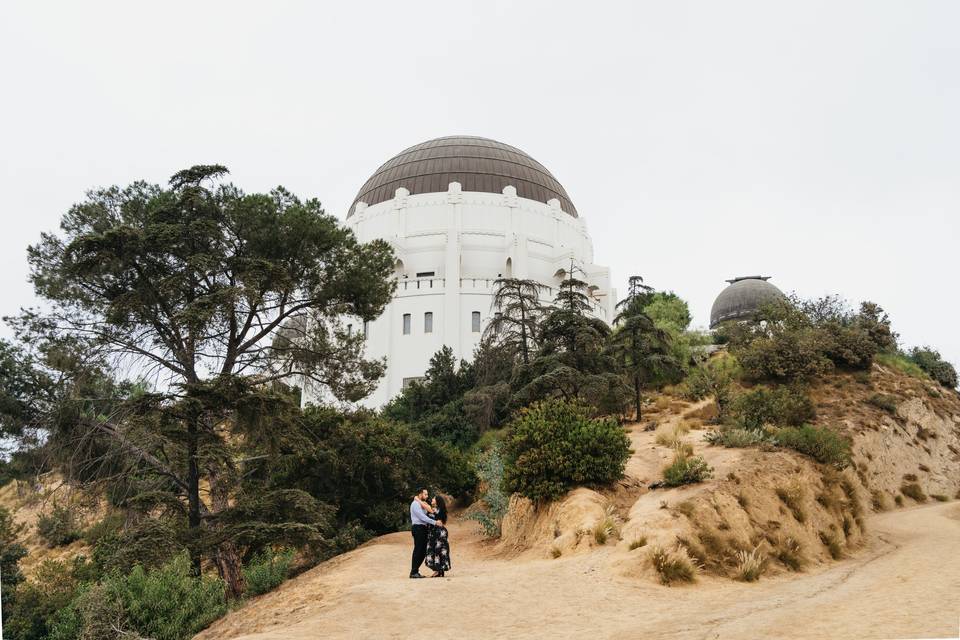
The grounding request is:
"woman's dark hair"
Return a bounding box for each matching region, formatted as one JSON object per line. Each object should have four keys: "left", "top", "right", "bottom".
{"left": 434, "top": 494, "right": 448, "bottom": 522}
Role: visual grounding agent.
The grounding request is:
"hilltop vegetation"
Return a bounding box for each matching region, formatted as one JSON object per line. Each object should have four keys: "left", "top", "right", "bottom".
{"left": 0, "top": 166, "right": 957, "bottom": 638}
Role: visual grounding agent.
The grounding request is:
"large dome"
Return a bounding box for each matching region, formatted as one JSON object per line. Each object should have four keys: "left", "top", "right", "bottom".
{"left": 349, "top": 136, "right": 577, "bottom": 217}
{"left": 710, "top": 276, "right": 785, "bottom": 329}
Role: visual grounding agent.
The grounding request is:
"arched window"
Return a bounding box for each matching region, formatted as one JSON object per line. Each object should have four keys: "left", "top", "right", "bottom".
{"left": 505, "top": 257, "right": 513, "bottom": 277}
{"left": 402, "top": 313, "right": 411, "bottom": 335}
{"left": 471, "top": 311, "right": 481, "bottom": 333}
{"left": 424, "top": 312, "right": 433, "bottom": 333}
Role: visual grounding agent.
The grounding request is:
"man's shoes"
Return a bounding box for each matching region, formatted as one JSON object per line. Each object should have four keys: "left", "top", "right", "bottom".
{"left": 409, "top": 572, "right": 425, "bottom": 579}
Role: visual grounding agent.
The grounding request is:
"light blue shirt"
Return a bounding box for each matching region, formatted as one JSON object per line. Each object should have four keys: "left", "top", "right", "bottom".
{"left": 410, "top": 499, "right": 434, "bottom": 526}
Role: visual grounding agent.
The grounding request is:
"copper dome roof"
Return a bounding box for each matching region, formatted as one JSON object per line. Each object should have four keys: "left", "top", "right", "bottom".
{"left": 349, "top": 136, "right": 577, "bottom": 217}
{"left": 710, "top": 276, "right": 785, "bottom": 329}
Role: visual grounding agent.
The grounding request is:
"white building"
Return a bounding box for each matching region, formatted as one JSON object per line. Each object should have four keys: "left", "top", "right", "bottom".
{"left": 319, "top": 136, "right": 614, "bottom": 407}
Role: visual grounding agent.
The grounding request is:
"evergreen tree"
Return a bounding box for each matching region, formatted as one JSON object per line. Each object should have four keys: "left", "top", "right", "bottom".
{"left": 484, "top": 278, "right": 548, "bottom": 366}
{"left": 16, "top": 165, "right": 396, "bottom": 597}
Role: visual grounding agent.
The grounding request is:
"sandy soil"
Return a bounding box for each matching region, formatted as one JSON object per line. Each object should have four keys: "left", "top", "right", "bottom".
{"left": 197, "top": 500, "right": 960, "bottom": 640}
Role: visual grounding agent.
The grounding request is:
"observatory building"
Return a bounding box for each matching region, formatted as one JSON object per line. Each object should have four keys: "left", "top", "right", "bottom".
{"left": 710, "top": 276, "right": 784, "bottom": 329}
{"left": 324, "top": 136, "right": 614, "bottom": 407}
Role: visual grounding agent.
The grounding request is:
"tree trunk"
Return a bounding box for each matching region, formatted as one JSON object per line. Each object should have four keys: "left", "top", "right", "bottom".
{"left": 208, "top": 461, "right": 246, "bottom": 600}
{"left": 634, "top": 376, "right": 642, "bottom": 422}
{"left": 186, "top": 419, "right": 203, "bottom": 576}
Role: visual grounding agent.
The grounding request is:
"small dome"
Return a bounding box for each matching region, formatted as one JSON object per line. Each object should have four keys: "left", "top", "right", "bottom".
{"left": 349, "top": 136, "right": 577, "bottom": 217}
{"left": 710, "top": 276, "right": 784, "bottom": 329}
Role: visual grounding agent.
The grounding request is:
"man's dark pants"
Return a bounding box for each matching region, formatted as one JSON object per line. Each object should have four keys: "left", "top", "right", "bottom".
{"left": 411, "top": 524, "right": 429, "bottom": 575}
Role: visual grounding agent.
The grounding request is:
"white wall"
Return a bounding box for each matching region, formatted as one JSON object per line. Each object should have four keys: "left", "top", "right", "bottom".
{"left": 306, "top": 182, "right": 614, "bottom": 408}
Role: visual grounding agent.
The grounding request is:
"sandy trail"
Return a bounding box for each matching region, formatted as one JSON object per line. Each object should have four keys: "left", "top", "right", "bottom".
{"left": 199, "top": 501, "right": 960, "bottom": 640}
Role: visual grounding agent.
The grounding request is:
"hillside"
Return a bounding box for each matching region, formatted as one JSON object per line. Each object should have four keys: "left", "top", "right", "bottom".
{"left": 196, "top": 362, "right": 960, "bottom": 639}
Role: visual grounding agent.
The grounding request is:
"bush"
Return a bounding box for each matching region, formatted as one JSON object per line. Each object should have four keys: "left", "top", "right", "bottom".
{"left": 908, "top": 347, "right": 958, "bottom": 389}
{"left": 82, "top": 510, "right": 125, "bottom": 547}
{"left": 683, "top": 355, "right": 740, "bottom": 422}
{"left": 900, "top": 483, "right": 927, "bottom": 502}
{"left": 875, "top": 352, "right": 927, "bottom": 379}
{"left": 504, "top": 400, "right": 631, "bottom": 502}
{"left": 731, "top": 385, "right": 815, "bottom": 430}
{"left": 775, "top": 425, "right": 851, "bottom": 468}
{"left": 465, "top": 445, "right": 508, "bottom": 537}
{"left": 5, "top": 560, "right": 82, "bottom": 640}
{"left": 37, "top": 505, "right": 82, "bottom": 548}
{"left": 662, "top": 450, "right": 713, "bottom": 487}
{"left": 705, "top": 428, "right": 767, "bottom": 448}
{"left": 243, "top": 548, "right": 295, "bottom": 597}
{"left": 650, "top": 546, "right": 697, "bottom": 584}
{"left": 93, "top": 517, "right": 187, "bottom": 575}
{"left": 105, "top": 552, "right": 227, "bottom": 640}
{"left": 0, "top": 505, "right": 27, "bottom": 618}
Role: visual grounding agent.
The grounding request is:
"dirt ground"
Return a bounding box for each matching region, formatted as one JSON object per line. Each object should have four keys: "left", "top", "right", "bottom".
{"left": 197, "top": 499, "right": 960, "bottom": 640}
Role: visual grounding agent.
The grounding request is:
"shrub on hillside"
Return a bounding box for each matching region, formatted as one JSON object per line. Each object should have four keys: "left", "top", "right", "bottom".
{"left": 728, "top": 296, "right": 896, "bottom": 382}
{"left": 662, "top": 450, "right": 714, "bottom": 487}
{"left": 704, "top": 427, "right": 768, "bottom": 448}
{"left": 92, "top": 517, "right": 187, "bottom": 575}
{"left": 908, "top": 347, "right": 958, "bottom": 389}
{"left": 900, "top": 483, "right": 927, "bottom": 503}
{"left": 0, "top": 505, "right": 27, "bottom": 622}
{"left": 731, "top": 385, "right": 815, "bottom": 430}
{"left": 774, "top": 425, "right": 851, "bottom": 468}
{"left": 37, "top": 505, "right": 82, "bottom": 548}
{"left": 243, "top": 548, "right": 295, "bottom": 597}
{"left": 465, "top": 445, "right": 508, "bottom": 537}
{"left": 5, "top": 559, "right": 83, "bottom": 640}
{"left": 504, "top": 400, "right": 631, "bottom": 502}
{"left": 683, "top": 355, "right": 740, "bottom": 422}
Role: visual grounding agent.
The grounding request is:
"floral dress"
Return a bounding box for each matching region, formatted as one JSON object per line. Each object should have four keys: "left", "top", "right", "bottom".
{"left": 425, "top": 514, "right": 451, "bottom": 572}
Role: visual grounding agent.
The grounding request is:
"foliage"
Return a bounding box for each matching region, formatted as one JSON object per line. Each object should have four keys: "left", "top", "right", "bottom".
{"left": 15, "top": 165, "right": 397, "bottom": 597}
{"left": 908, "top": 347, "right": 958, "bottom": 389}
{"left": 4, "top": 559, "right": 83, "bottom": 640}
{"left": 609, "top": 283, "right": 681, "bottom": 421}
{"left": 243, "top": 548, "right": 296, "bottom": 597}
{"left": 37, "top": 504, "right": 82, "bottom": 548}
{"left": 92, "top": 517, "right": 188, "bottom": 575}
{"left": 727, "top": 296, "right": 897, "bottom": 382}
{"left": 465, "top": 445, "right": 508, "bottom": 537}
{"left": 503, "top": 400, "right": 631, "bottom": 502}
{"left": 683, "top": 355, "right": 740, "bottom": 422}
{"left": 734, "top": 548, "right": 766, "bottom": 581}
{"left": 642, "top": 291, "right": 692, "bottom": 334}
{"left": 875, "top": 351, "right": 928, "bottom": 379}
{"left": 704, "top": 427, "right": 768, "bottom": 448}
{"left": 484, "top": 278, "right": 549, "bottom": 366}
{"left": 731, "top": 385, "right": 815, "bottom": 430}
{"left": 0, "top": 505, "right": 28, "bottom": 622}
{"left": 774, "top": 425, "right": 851, "bottom": 467}
{"left": 662, "top": 450, "right": 714, "bottom": 487}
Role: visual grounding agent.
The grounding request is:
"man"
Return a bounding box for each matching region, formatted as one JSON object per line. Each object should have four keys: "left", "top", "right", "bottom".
{"left": 409, "top": 487, "right": 433, "bottom": 578}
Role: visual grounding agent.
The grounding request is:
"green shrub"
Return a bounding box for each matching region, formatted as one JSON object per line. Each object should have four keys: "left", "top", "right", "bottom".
{"left": 704, "top": 428, "right": 767, "bottom": 448}
{"left": 105, "top": 551, "right": 227, "bottom": 640}
{"left": 504, "top": 400, "right": 631, "bottom": 502}
{"left": 93, "top": 517, "right": 187, "bottom": 575}
{"left": 0, "top": 504, "right": 27, "bottom": 618}
{"left": 465, "top": 445, "right": 509, "bottom": 537}
{"left": 900, "top": 483, "right": 927, "bottom": 502}
{"left": 82, "top": 511, "right": 125, "bottom": 547}
{"left": 683, "top": 355, "right": 740, "bottom": 422}
{"left": 663, "top": 451, "right": 714, "bottom": 487}
{"left": 908, "top": 347, "right": 958, "bottom": 389}
{"left": 243, "top": 548, "right": 295, "bottom": 597}
{"left": 775, "top": 425, "right": 851, "bottom": 468}
{"left": 875, "top": 352, "right": 927, "bottom": 379}
{"left": 5, "top": 560, "right": 82, "bottom": 640}
{"left": 731, "top": 385, "right": 815, "bottom": 430}
{"left": 37, "top": 505, "right": 82, "bottom": 548}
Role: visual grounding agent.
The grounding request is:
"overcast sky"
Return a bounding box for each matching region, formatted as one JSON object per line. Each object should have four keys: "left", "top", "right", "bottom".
{"left": 1, "top": 1, "right": 957, "bottom": 368}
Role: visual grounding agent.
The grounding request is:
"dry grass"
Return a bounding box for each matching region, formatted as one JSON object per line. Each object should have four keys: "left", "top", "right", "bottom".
{"left": 650, "top": 546, "right": 698, "bottom": 585}
{"left": 775, "top": 537, "right": 805, "bottom": 571}
{"left": 550, "top": 546, "right": 562, "bottom": 559}
{"left": 655, "top": 421, "right": 691, "bottom": 449}
{"left": 593, "top": 505, "right": 620, "bottom": 545}
{"left": 629, "top": 536, "right": 648, "bottom": 551}
{"left": 931, "top": 494, "right": 950, "bottom": 502}
{"left": 900, "top": 483, "right": 927, "bottom": 503}
{"left": 776, "top": 483, "right": 807, "bottom": 523}
{"left": 733, "top": 548, "right": 767, "bottom": 582}
{"left": 819, "top": 531, "right": 844, "bottom": 559}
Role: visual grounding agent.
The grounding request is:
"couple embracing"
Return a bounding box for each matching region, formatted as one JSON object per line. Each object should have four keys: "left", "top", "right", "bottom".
{"left": 409, "top": 488, "right": 452, "bottom": 579}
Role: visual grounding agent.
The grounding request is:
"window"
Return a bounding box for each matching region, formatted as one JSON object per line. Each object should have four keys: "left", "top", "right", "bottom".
{"left": 424, "top": 312, "right": 433, "bottom": 333}
{"left": 402, "top": 376, "right": 426, "bottom": 389}
{"left": 471, "top": 311, "right": 481, "bottom": 333}
{"left": 363, "top": 321, "right": 369, "bottom": 338}
{"left": 416, "top": 271, "right": 435, "bottom": 278}
{"left": 402, "top": 313, "right": 411, "bottom": 335}
{"left": 346, "top": 323, "right": 353, "bottom": 335}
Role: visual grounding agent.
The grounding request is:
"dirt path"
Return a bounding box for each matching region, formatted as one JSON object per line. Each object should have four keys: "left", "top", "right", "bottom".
{"left": 198, "top": 501, "right": 960, "bottom": 640}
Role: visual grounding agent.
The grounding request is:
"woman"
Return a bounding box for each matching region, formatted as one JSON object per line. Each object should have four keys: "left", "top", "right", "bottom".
{"left": 424, "top": 494, "right": 451, "bottom": 577}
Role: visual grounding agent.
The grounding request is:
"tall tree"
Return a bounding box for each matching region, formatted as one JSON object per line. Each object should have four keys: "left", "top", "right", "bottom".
{"left": 19, "top": 165, "right": 396, "bottom": 596}
{"left": 608, "top": 277, "right": 680, "bottom": 421}
{"left": 484, "top": 278, "right": 548, "bottom": 366}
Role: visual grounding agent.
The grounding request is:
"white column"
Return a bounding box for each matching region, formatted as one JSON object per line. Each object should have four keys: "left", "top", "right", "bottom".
{"left": 444, "top": 182, "right": 463, "bottom": 359}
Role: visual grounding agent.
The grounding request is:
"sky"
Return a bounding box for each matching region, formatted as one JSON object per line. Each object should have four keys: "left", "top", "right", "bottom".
{"left": 1, "top": 1, "right": 958, "bottom": 368}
